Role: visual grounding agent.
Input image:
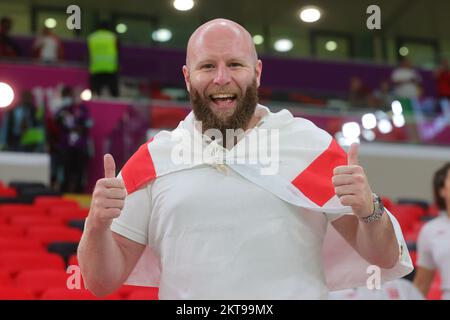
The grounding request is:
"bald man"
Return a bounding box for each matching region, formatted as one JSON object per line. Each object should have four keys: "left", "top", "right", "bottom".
{"left": 78, "top": 19, "right": 412, "bottom": 299}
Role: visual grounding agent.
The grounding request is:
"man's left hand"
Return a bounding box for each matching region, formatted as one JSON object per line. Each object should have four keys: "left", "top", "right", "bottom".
{"left": 332, "top": 143, "right": 374, "bottom": 218}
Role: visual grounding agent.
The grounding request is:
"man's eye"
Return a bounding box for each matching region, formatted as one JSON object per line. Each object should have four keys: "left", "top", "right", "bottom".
{"left": 201, "top": 64, "right": 214, "bottom": 69}
{"left": 230, "top": 63, "right": 243, "bottom": 67}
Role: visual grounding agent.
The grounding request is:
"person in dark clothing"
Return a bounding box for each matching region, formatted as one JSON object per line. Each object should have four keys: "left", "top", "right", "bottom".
{"left": 0, "top": 16, "right": 21, "bottom": 58}
{"left": 54, "top": 87, "right": 93, "bottom": 193}
{"left": 0, "top": 91, "right": 43, "bottom": 152}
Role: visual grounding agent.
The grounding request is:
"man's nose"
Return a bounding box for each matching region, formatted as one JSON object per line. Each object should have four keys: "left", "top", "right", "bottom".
{"left": 213, "top": 65, "right": 231, "bottom": 86}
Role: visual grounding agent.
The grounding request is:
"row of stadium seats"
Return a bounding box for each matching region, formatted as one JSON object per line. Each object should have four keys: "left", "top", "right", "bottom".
{"left": 0, "top": 180, "right": 443, "bottom": 299}
{"left": 0, "top": 182, "right": 159, "bottom": 300}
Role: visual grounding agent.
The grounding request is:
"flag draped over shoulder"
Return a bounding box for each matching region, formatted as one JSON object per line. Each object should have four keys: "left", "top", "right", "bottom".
{"left": 119, "top": 104, "right": 413, "bottom": 291}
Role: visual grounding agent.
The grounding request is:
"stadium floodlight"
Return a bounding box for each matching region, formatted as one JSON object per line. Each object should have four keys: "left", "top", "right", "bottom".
{"left": 378, "top": 119, "right": 393, "bottom": 134}
{"left": 274, "top": 39, "right": 293, "bottom": 52}
{"left": 0, "top": 82, "right": 14, "bottom": 108}
{"left": 44, "top": 18, "right": 57, "bottom": 29}
{"left": 80, "top": 89, "right": 92, "bottom": 101}
{"left": 362, "top": 113, "right": 377, "bottom": 130}
{"left": 173, "top": 0, "right": 194, "bottom": 11}
{"left": 253, "top": 35, "right": 264, "bottom": 45}
{"left": 299, "top": 6, "right": 321, "bottom": 23}
{"left": 152, "top": 29, "right": 172, "bottom": 42}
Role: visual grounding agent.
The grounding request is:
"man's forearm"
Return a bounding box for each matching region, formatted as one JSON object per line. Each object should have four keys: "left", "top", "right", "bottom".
{"left": 77, "top": 220, "right": 127, "bottom": 296}
{"left": 356, "top": 211, "right": 399, "bottom": 269}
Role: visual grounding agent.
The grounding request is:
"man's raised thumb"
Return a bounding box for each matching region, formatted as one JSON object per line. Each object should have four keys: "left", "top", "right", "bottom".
{"left": 104, "top": 153, "right": 116, "bottom": 178}
{"left": 347, "top": 143, "right": 360, "bottom": 166}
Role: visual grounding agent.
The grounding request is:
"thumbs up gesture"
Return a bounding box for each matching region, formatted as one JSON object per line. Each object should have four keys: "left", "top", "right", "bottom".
{"left": 332, "top": 143, "right": 374, "bottom": 218}
{"left": 88, "top": 154, "right": 127, "bottom": 230}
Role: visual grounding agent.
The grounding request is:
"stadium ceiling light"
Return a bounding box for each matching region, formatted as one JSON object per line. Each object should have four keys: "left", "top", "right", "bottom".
{"left": 399, "top": 46, "right": 409, "bottom": 56}
{"left": 0, "top": 82, "right": 14, "bottom": 108}
{"left": 173, "top": 0, "right": 194, "bottom": 11}
{"left": 116, "top": 23, "right": 127, "bottom": 34}
{"left": 274, "top": 39, "right": 293, "bottom": 52}
{"left": 299, "top": 6, "right": 322, "bottom": 23}
{"left": 44, "top": 18, "right": 57, "bottom": 29}
{"left": 253, "top": 35, "right": 264, "bottom": 45}
{"left": 152, "top": 28, "right": 173, "bottom": 42}
{"left": 325, "top": 41, "right": 337, "bottom": 52}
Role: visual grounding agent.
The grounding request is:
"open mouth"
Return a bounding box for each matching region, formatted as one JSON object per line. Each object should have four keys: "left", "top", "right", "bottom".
{"left": 209, "top": 93, "right": 237, "bottom": 109}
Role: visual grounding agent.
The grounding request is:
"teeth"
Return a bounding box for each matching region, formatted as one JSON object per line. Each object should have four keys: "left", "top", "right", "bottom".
{"left": 211, "top": 94, "right": 235, "bottom": 99}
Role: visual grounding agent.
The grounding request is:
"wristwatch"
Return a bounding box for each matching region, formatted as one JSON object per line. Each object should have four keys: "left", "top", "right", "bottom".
{"left": 360, "top": 193, "right": 385, "bottom": 224}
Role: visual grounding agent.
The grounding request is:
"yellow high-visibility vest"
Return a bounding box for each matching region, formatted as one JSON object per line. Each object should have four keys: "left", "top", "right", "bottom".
{"left": 87, "top": 30, "right": 118, "bottom": 74}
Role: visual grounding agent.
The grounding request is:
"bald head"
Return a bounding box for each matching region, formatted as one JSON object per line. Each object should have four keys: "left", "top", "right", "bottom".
{"left": 186, "top": 19, "right": 258, "bottom": 68}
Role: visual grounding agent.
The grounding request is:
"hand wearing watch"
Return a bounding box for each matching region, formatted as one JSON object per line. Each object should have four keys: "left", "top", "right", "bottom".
{"left": 360, "top": 193, "right": 385, "bottom": 224}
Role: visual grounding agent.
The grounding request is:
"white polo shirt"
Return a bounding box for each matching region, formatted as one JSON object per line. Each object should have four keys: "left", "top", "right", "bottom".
{"left": 112, "top": 164, "right": 333, "bottom": 299}
{"left": 417, "top": 214, "right": 450, "bottom": 299}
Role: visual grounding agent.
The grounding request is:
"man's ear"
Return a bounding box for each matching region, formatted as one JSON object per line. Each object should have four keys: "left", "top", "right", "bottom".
{"left": 182, "top": 65, "right": 191, "bottom": 93}
{"left": 255, "top": 60, "right": 263, "bottom": 88}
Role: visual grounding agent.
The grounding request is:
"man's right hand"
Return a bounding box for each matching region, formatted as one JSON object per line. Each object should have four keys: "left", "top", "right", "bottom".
{"left": 88, "top": 154, "right": 127, "bottom": 230}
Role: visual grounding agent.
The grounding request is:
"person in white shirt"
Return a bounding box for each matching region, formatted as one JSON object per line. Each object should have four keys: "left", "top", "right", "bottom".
{"left": 414, "top": 162, "right": 450, "bottom": 300}
{"left": 391, "top": 57, "right": 422, "bottom": 99}
{"left": 32, "top": 27, "right": 63, "bottom": 63}
{"left": 77, "top": 18, "right": 412, "bottom": 299}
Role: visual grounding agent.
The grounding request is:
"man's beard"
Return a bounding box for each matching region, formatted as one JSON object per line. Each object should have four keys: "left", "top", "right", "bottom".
{"left": 190, "top": 79, "right": 258, "bottom": 146}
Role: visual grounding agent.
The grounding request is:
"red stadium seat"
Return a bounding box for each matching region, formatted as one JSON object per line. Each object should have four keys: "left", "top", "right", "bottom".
{"left": 9, "top": 215, "right": 64, "bottom": 227}
{"left": 47, "top": 207, "right": 89, "bottom": 223}
{"left": 0, "top": 187, "right": 17, "bottom": 197}
{"left": 391, "top": 204, "right": 425, "bottom": 232}
{"left": 0, "top": 237, "right": 45, "bottom": 252}
{"left": 25, "top": 226, "right": 82, "bottom": 246}
{"left": 0, "top": 287, "right": 35, "bottom": 300}
{"left": 0, "top": 252, "right": 65, "bottom": 275}
{"left": 34, "top": 196, "right": 79, "bottom": 209}
{"left": 15, "top": 269, "right": 70, "bottom": 297}
{"left": 41, "top": 288, "right": 121, "bottom": 300}
{"left": 125, "top": 287, "right": 159, "bottom": 300}
{"left": 0, "top": 270, "right": 12, "bottom": 286}
{"left": 380, "top": 196, "right": 394, "bottom": 211}
{"left": 0, "top": 205, "right": 46, "bottom": 216}
{"left": 0, "top": 225, "right": 26, "bottom": 238}
{"left": 428, "top": 205, "right": 440, "bottom": 217}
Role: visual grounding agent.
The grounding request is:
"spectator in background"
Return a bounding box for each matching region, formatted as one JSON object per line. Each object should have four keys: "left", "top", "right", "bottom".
{"left": 434, "top": 59, "right": 450, "bottom": 118}
{"left": 435, "top": 59, "right": 450, "bottom": 100}
{"left": 54, "top": 86, "right": 93, "bottom": 193}
{"left": 0, "top": 16, "right": 21, "bottom": 58}
{"left": 0, "top": 91, "right": 44, "bottom": 152}
{"left": 348, "top": 76, "right": 371, "bottom": 108}
{"left": 32, "top": 26, "right": 64, "bottom": 63}
{"left": 414, "top": 162, "right": 450, "bottom": 300}
{"left": 391, "top": 57, "right": 422, "bottom": 99}
{"left": 87, "top": 21, "right": 119, "bottom": 97}
{"left": 370, "top": 80, "right": 395, "bottom": 110}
